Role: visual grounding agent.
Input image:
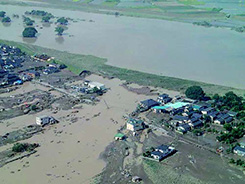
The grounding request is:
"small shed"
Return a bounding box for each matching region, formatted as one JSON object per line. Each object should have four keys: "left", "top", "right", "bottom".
{"left": 114, "top": 133, "right": 126, "bottom": 141}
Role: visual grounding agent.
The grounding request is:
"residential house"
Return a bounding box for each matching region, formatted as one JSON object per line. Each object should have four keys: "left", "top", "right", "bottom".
{"left": 214, "top": 113, "right": 233, "bottom": 125}
{"left": 233, "top": 146, "right": 245, "bottom": 156}
{"left": 201, "top": 107, "right": 215, "bottom": 115}
{"left": 139, "top": 99, "right": 159, "bottom": 111}
{"left": 171, "top": 107, "right": 185, "bottom": 116}
{"left": 189, "top": 120, "right": 203, "bottom": 129}
{"left": 26, "top": 71, "right": 40, "bottom": 78}
{"left": 157, "top": 94, "right": 172, "bottom": 104}
{"left": 191, "top": 113, "right": 202, "bottom": 120}
{"left": 43, "top": 66, "right": 60, "bottom": 75}
{"left": 114, "top": 133, "right": 126, "bottom": 141}
{"left": 19, "top": 73, "right": 32, "bottom": 81}
{"left": 87, "top": 81, "right": 106, "bottom": 90}
{"left": 0, "top": 69, "right": 8, "bottom": 78}
{"left": 177, "top": 123, "right": 191, "bottom": 134}
{"left": 227, "top": 111, "right": 238, "bottom": 117}
{"left": 150, "top": 145, "right": 175, "bottom": 161}
{"left": 36, "top": 115, "right": 58, "bottom": 126}
{"left": 172, "top": 95, "right": 182, "bottom": 102}
{"left": 126, "top": 118, "right": 145, "bottom": 132}
{"left": 4, "top": 73, "right": 20, "bottom": 84}
{"left": 208, "top": 111, "right": 219, "bottom": 121}
{"left": 182, "top": 107, "right": 194, "bottom": 117}
{"left": 172, "top": 115, "right": 189, "bottom": 124}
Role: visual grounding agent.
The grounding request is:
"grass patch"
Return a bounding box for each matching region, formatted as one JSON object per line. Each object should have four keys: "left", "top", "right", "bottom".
{"left": 82, "top": 0, "right": 93, "bottom": 3}
{"left": 0, "top": 39, "right": 244, "bottom": 96}
{"left": 178, "top": 0, "right": 205, "bottom": 6}
{"left": 102, "top": 0, "right": 119, "bottom": 7}
{"left": 143, "top": 160, "right": 210, "bottom": 184}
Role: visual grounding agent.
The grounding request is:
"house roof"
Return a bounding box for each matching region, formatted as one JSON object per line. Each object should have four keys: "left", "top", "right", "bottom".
{"left": 191, "top": 113, "right": 202, "bottom": 119}
{"left": 156, "top": 145, "right": 169, "bottom": 151}
{"left": 151, "top": 151, "right": 163, "bottom": 157}
{"left": 172, "top": 115, "right": 189, "bottom": 121}
{"left": 228, "top": 111, "right": 238, "bottom": 117}
{"left": 191, "top": 120, "right": 203, "bottom": 127}
{"left": 225, "top": 117, "right": 233, "bottom": 123}
{"left": 208, "top": 110, "right": 219, "bottom": 115}
{"left": 202, "top": 107, "right": 214, "bottom": 112}
{"left": 140, "top": 99, "right": 159, "bottom": 108}
{"left": 234, "top": 146, "right": 245, "bottom": 153}
{"left": 158, "top": 94, "right": 169, "bottom": 99}
{"left": 179, "top": 123, "right": 191, "bottom": 130}
{"left": 127, "top": 118, "right": 143, "bottom": 125}
{"left": 114, "top": 133, "right": 125, "bottom": 138}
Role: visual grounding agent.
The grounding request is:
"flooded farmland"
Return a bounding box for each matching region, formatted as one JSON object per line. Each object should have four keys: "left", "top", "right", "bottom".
{"left": 0, "top": 4, "right": 245, "bottom": 89}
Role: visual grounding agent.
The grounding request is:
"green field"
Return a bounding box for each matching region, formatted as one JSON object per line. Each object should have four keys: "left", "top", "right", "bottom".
{"left": 1, "top": 39, "right": 244, "bottom": 96}
{"left": 0, "top": 0, "right": 237, "bottom": 29}
{"left": 143, "top": 160, "right": 211, "bottom": 184}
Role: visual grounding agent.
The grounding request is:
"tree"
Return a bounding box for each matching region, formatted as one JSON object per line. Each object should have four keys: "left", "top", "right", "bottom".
{"left": 42, "top": 16, "right": 51, "bottom": 23}
{"left": 56, "top": 17, "right": 68, "bottom": 25}
{"left": 2, "top": 16, "right": 11, "bottom": 23}
{"left": 213, "top": 93, "right": 221, "bottom": 102}
{"left": 55, "top": 26, "right": 65, "bottom": 36}
{"left": 22, "top": 27, "right": 38, "bottom": 38}
{"left": 229, "top": 158, "right": 235, "bottom": 164}
{"left": 12, "top": 143, "right": 27, "bottom": 153}
{"left": 12, "top": 143, "right": 39, "bottom": 153}
{"left": 185, "top": 86, "right": 205, "bottom": 100}
{"left": 0, "top": 11, "right": 6, "bottom": 17}
{"left": 59, "top": 64, "right": 67, "bottom": 69}
{"left": 223, "top": 123, "right": 232, "bottom": 132}
{"left": 23, "top": 16, "right": 35, "bottom": 26}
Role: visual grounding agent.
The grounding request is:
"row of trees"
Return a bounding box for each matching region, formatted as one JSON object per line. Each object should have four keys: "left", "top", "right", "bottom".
{"left": 213, "top": 91, "right": 245, "bottom": 113}
{"left": 12, "top": 143, "right": 39, "bottom": 153}
{"left": 25, "top": 10, "right": 54, "bottom": 18}
{"left": 216, "top": 126, "right": 244, "bottom": 144}
{"left": 229, "top": 158, "right": 245, "bottom": 168}
{"left": 185, "top": 86, "right": 244, "bottom": 118}
{"left": 22, "top": 26, "right": 65, "bottom": 38}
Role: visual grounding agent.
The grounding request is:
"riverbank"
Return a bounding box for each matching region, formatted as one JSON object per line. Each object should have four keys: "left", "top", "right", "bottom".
{"left": 0, "top": 39, "right": 244, "bottom": 96}
{"left": 1, "top": 0, "right": 245, "bottom": 30}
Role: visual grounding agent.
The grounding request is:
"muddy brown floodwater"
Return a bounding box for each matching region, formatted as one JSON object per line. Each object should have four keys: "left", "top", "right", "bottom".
{"left": 0, "top": 4, "right": 245, "bottom": 89}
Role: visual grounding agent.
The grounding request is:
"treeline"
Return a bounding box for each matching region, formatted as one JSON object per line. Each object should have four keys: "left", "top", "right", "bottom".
{"left": 25, "top": 10, "right": 54, "bottom": 18}
{"left": 229, "top": 158, "right": 245, "bottom": 168}
{"left": 213, "top": 91, "right": 245, "bottom": 119}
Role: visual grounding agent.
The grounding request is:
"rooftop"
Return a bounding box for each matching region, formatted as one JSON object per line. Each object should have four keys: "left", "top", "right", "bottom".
{"left": 114, "top": 133, "right": 125, "bottom": 138}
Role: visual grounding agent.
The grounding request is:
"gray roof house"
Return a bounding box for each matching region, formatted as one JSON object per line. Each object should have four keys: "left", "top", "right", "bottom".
{"left": 139, "top": 99, "right": 159, "bottom": 110}
{"left": 233, "top": 146, "right": 245, "bottom": 156}
{"left": 177, "top": 123, "right": 191, "bottom": 134}
{"left": 151, "top": 145, "right": 175, "bottom": 161}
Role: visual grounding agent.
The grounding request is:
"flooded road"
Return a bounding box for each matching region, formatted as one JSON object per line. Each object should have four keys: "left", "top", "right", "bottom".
{"left": 0, "top": 4, "right": 244, "bottom": 89}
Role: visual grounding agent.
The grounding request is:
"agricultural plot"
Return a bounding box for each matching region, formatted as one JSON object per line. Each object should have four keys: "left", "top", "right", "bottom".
{"left": 117, "top": 0, "right": 152, "bottom": 7}
{"left": 194, "top": 0, "right": 245, "bottom": 14}
{"left": 89, "top": 0, "right": 106, "bottom": 5}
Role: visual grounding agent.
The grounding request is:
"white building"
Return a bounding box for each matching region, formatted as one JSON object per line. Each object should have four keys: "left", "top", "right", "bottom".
{"left": 88, "top": 82, "right": 105, "bottom": 90}
{"left": 36, "top": 116, "right": 57, "bottom": 126}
